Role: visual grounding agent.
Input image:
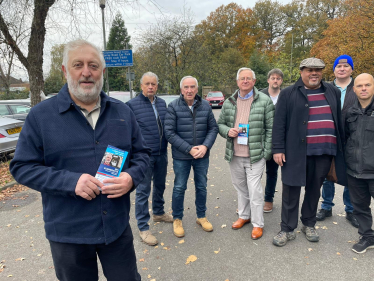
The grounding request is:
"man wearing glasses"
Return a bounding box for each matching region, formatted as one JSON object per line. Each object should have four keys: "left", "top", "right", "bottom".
{"left": 261, "top": 68, "right": 284, "bottom": 212}
{"left": 218, "top": 67, "right": 274, "bottom": 240}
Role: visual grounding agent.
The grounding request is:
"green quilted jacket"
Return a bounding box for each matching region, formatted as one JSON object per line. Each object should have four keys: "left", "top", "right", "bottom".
{"left": 217, "top": 88, "right": 274, "bottom": 163}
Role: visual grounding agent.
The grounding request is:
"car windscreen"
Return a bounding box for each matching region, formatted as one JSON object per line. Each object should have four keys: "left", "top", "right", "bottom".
{"left": 207, "top": 92, "right": 223, "bottom": 97}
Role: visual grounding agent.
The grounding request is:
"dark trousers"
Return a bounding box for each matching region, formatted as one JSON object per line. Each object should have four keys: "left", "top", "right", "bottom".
{"left": 264, "top": 157, "right": 279, "bottom": 202}
{"left": 347, "top": 175, "right": 374, "bottom": 239}
{"left": 281, "top": 155, "right": 332, "bottom": 232}
{"left": 49, "top": 225, "right": 141, "bottom": 281}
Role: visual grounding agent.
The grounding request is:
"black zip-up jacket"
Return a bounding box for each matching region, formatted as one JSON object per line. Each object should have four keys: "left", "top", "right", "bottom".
{"left": 164, "top": 94, "right": 218, "bottom": 160}
{"left": 345, "top": 97, "right": 374, "bottom": 179}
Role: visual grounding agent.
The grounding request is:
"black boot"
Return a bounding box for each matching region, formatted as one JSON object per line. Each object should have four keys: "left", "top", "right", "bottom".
{"left": 346, "top": 212, "right": 359, "bottom": 228}
{"left": 316, "top": 209, "right": 332, "bottom": 221}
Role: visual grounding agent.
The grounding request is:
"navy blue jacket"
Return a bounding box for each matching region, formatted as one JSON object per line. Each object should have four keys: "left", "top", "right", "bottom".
{"left": 164, "top": 94, "right": 218, "bottom": 160}
{"left": 126, "top": 92, "right": 168, "bottom": 155}
{"left": 272, "top": 77, "right": 347, "bottom": 187}
{"left": 10, "top": 84, "right": 151, "bottom": 245}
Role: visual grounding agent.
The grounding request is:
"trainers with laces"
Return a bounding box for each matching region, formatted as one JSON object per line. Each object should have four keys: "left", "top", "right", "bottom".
{"left": 346, "top": 212, "right": 359, "bottom": 228}
{"left": 196, "top": 217, "right": 213, "bottom": 232}
{"left": 153, "top": 213, "right": 173, "bottom": 223}
{"left": 301, "top": 225, "right": 319, "bottom": 242}
{"left": 273, "top": 231, "right": 296, "bottom": 247}
{"left": 352, "top": 236, "right": 374, "bottom": 254}
{"left": 139, "top": 230, "right": 158, "bottom": 246}
{"left": 173, "top": 219, "right": 185, "bottom": 238}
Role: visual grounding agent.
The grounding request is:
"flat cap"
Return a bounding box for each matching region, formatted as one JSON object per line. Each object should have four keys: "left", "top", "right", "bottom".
{"left": 299, "top": 58, "right": 325, "bottom": 70}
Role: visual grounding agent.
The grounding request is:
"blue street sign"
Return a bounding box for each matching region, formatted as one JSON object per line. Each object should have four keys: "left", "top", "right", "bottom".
{"left": 103, "top": 50, "right": 133, "bottom": 67}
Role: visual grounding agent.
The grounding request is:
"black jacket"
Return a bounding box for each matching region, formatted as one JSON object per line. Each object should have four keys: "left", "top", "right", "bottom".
{"left": 126, "top": 93, "right": 168, "bottom": 156}
{"left": 332, "top": 78, "right": 357, "bottom": 129}
{"left": 272, "top": 77, "right": 347, "bottom": 186}
{"left": 344, "top": 97, "right": 374, "bottom": 179}
{"left": 164, "top": 94, "right": 218, "bottom": 160}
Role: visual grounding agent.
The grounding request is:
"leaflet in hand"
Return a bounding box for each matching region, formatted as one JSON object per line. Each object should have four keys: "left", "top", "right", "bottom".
{"left": 95, "top": 145, "right": 128, "bottom": 188}
{"left": 237, "top": 123, "right": 249, "bottom": 145}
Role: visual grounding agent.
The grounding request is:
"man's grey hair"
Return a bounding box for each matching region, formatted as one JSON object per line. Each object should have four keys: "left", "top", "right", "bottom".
{"left": 180, "top": 76, "right": 198, "bottom": 89}
{"left": 140, "top": 72, "right": 159, "bottom": 84}
{"left": 267, "top": 68, "right": 284, "bottom": 79}
{"left": 236, "top": 67, "right": 256, "bottom": 80}
{"left": 62, "top": 39, "right": 106, "bottom": 69}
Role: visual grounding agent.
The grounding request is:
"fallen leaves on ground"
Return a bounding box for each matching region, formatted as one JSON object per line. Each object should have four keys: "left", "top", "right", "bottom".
{"left": 179, "top": 240, "right": 185, "bottom": 244}
{"left": 308, "top": 248, "right": 313, "bottom": 252}
{"left": 185, "top": 255, "right": 197, "bottom": 265}
{"left": 333, "top": 222, "right": 338, "bottom": 225}
{"left": 214, "top": 248, "right": 220, "bottom": 254}
{"left": 139, "top": 258, "right": 145, "bottom": 262}
{"left": 0, "top": 184, "right": 29, "bottom": 201}
{"left": 15, "top": 258, "right": 25, "bottom": 261}
{"left": 221, "top": 224, "right": 227, "bottom": 228}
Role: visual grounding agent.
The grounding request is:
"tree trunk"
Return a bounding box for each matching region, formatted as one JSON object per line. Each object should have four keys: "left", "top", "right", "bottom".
{"left": 27, "top": 0, "right": 55, "bottom": 106}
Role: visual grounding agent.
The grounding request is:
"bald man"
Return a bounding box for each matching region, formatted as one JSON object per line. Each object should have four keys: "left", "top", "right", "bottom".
{"left": 344, "top": 73, "right": 374, "bottom": 254}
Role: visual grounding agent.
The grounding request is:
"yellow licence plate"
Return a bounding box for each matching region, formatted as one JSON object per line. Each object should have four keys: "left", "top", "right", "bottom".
{"left": 7, "top": 127, "right": 22, "bottom": 135}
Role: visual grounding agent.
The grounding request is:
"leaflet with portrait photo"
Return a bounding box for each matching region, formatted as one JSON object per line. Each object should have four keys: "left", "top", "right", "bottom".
{"left": 237, "top": 123, "right": 250, "bottom": 145}
{"left": 95, "top": 145, "right": 128, "bottom": 188}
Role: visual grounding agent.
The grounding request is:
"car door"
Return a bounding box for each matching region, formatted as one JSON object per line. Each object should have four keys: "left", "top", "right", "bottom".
{"left": 0, "top": 104, "right": 13, "bottom": 119}
{"left": 8, "top": 104, "right": 31, "bottom": 121}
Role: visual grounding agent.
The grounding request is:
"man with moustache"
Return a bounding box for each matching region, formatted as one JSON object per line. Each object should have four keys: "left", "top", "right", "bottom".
{"left": 261, "top": 68, "right": 284, "bottom": 212}
{"left": 316, "top": 55, "right": 359, "bottom": 228}
{"left": 344, "top": 73, "right": 374, "bottom": 254}
{"left": 164, "top": 76, "right": 218, "bottom": 238}
{"left": 127, "top": 72, "right": 172, "bottom": 246}
{"left": 272, "top": 58, "right": 347, "bottom": 247}
{"left": 10, "top": 39, "right": 150, "bottom": 281}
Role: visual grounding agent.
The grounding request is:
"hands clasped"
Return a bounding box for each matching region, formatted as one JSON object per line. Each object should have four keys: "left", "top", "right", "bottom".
{"left": 189, "top": 145, "right": 208, "bottom": 159}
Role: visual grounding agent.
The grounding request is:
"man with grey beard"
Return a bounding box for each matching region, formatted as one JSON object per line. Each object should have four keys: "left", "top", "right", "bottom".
{"left": 10, "top": 39, "right": 150, "bottom": 281}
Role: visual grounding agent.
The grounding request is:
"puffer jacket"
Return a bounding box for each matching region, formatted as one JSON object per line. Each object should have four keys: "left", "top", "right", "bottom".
{"left": 127, "top": 92, "right": 168, "bottom": 155}
{"left": 164, "top": 94, "right": 218, "bottom": 160}
{"left": 344, "top": 97, "right": 374, "bottom": 179}
{"left": 217, "top": 88, "right": 274, "bottom": 163}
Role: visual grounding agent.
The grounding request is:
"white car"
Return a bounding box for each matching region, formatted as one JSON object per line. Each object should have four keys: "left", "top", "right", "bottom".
{"left": 0, "top": 117, "right": 24, "bottom": 155}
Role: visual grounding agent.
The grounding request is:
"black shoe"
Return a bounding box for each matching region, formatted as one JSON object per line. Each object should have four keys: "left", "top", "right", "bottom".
{"left": 352, "top": 236, "right": 374, "bottom": 254}
{"left": 346, "top": 212, "right": 359, "bottom": 228}
{"left": 316, "top": 209, "right": 332, "bottom": 221}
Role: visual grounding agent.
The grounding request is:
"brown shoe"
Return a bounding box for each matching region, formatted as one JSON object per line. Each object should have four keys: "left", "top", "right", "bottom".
{"left": 263, "top": 202, "right": 273, "bottom": 213}
{"left": 232, "top": 218, "right": 251, "bottom": 229}
{"left": 251, "top": 227, "right": 263, "bottom": 240}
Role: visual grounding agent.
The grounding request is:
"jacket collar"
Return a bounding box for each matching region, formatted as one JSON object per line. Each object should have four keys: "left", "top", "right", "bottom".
{"left": 57, "top": 83, "right": 116, "bottom": 114}
{"left": 352, "top": 96, "right": 374, "bottom": 115}
{"left": 138, "top": 91, "right": 158, "bottom": 103}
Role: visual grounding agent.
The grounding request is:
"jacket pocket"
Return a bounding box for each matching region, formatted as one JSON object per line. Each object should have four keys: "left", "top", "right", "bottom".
{"left": 346, "top": 116, "right": 358, "bottom": 132}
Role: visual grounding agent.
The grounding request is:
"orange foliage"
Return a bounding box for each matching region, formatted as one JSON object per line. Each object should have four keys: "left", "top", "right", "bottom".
{"left": 311, "top": 0, "right": 374, "bottom": 79}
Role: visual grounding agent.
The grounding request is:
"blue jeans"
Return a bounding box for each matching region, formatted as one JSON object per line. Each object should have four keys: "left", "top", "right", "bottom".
{"left": 321, "top": 179, "right": 354, "bottom": 213}
{"left": 172, "top": 157, "right": 209, "bottom": 220}
{"left": 264, "top": 157, "right": 279, "bottom": 202}
{"left": 135, "top": 154, "right": 168, "bottom": 231}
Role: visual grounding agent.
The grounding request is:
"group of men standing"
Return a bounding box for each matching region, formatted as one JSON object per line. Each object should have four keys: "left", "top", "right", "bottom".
{"left": 9, "top": 39, "right": 374, "bottom": 281}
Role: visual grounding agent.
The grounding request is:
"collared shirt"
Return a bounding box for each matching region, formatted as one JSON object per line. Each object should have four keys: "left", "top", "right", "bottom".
{"left": 334, "top": 78, "right": 352, "bottom": 109}
{"left": 238, "top": 89, "right": 254, "bottom": 100}
{"left": 150, "top": 96, "right": 158, "bottom": 118}
{"left": 77, "top": 96, "right": 101, "bottom": 129}
{"left": 189, "top": 99, "right": 197, "bottom": 113}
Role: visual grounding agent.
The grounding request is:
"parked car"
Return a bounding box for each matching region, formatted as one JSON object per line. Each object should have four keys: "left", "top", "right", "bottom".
{"left": 109, "top": 91, "right": 132, "bottom": 103}
{"left": 45, "top": 93, "right": 58, "bottom": 99}
{"left": 205, "top": 91, "right": 224, "bottom": 108}
{"left": 0, "top": 117, "right": 24, "bottom": 155}
{"left": 158, "top": 94, "right": 180, "bottom": 106}
{"left": 0, "top": 99, "right": 31, "bottom": 121}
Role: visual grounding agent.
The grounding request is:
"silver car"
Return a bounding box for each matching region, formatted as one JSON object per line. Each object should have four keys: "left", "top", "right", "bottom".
{"left": 0, "top": 99, "right": 31, "bottom": 121}
{"left": 0, "top": 117, "right": 24, "bottom": 155}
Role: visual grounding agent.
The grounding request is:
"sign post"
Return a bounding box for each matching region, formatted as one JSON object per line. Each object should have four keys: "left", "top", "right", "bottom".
{"left": 103, "top": 50, "right": 134, "bottom": 98}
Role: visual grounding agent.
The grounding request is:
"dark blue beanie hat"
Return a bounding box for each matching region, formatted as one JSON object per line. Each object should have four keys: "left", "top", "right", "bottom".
{"left": 333, "top": 55, "right": 354, "bottom": 71}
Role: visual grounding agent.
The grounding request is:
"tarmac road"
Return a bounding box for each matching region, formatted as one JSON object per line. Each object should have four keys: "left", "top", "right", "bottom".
{"left": 0, "top": 108, "right": 373, "bottom": 281}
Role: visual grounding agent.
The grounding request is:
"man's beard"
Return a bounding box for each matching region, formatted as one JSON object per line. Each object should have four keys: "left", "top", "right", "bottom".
{"left": 67, "top": 71, "right": 103, "bottom": 104}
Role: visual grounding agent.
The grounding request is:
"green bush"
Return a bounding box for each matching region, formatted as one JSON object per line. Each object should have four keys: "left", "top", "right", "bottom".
{"left": 0, "top": 90, "right": 29, "bottom": 100}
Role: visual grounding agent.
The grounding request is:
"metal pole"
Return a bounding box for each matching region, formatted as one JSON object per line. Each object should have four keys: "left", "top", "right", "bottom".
{"left": 126, "top": 43, "right": 133, "bottom": 99}
{"left": 290, "top": 33, "right": 293, "bottom": 84}
{"left": 100, "top": 2, "right": 110, "bottom": 95}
